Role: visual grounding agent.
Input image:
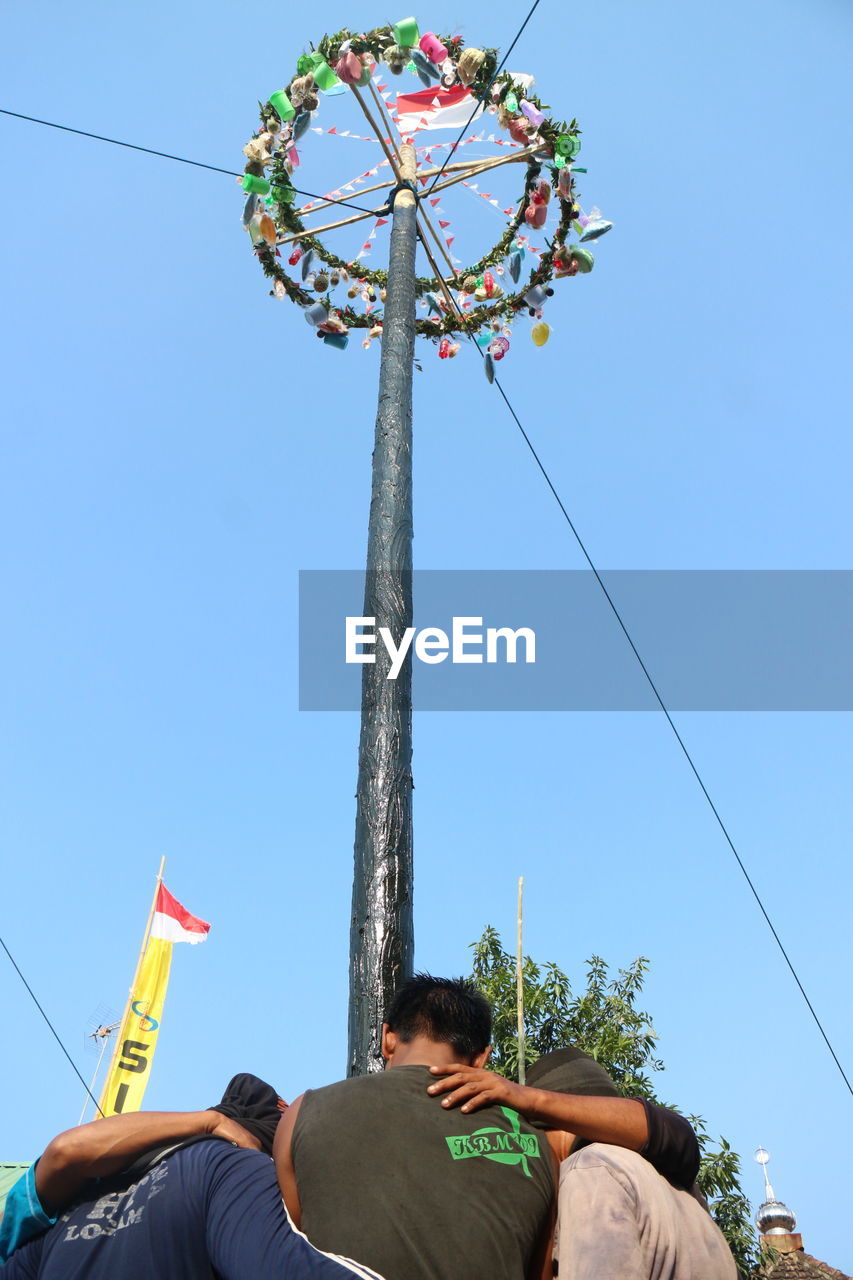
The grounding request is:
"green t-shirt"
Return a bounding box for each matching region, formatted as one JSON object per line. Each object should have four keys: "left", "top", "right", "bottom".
{"left": 293, "top": 1064, "right": 554, "bottom": 1280}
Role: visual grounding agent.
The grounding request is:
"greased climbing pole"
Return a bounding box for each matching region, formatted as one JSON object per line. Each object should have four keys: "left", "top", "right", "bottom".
{"left": 239, "top": 16, "right": 611, "bottom": 1075}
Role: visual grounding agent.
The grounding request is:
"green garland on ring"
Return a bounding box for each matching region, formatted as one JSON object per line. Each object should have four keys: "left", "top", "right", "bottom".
{"left": 244, "top": 22, "right": 587, "bottom": 343}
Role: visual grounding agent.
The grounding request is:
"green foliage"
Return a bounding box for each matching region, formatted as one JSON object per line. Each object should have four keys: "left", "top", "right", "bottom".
{"left": 469, "top": 926, "right": 762, "bottom": 1277}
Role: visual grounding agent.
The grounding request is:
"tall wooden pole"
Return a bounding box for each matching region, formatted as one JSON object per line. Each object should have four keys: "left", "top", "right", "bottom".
{"left": 347, "top": 143, "right": 417, "bottom": 1076}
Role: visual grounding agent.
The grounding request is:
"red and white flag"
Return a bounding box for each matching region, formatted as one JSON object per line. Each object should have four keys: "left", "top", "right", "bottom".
{"left": 151, "top": 883, "right": 211, "bottom": 945}
{"left": 394, "top": 85, "right": 484, "bottom": 135}
{"left": 394, "top": 75, "right": 534, "bottom": 135}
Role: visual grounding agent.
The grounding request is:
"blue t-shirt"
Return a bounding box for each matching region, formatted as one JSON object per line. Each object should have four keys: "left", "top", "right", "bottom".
{"left": 0, "top": 1165, "right": 55, "bottom": 1263}
{"left": 1, "top": 1141, "right": 382, "bottom": 1280}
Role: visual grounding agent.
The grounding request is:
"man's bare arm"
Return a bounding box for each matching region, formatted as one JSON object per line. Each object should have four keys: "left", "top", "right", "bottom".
{"left": 273, "top": 1093, "right": 304, "bottom": 1228}
{"left": 36, "top": 1109, "right": 259, "bottom": 1214}
{"left": 427, "top": 1066, "right": 649, "bottom": 1150}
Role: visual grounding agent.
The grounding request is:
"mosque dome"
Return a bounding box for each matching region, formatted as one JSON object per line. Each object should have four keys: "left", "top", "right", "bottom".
{"left": 755, "top": 1198, "right": 797, "bottom": 1235}
{"left": 754, "top": 1147, "right": 797, "bottom": 1236}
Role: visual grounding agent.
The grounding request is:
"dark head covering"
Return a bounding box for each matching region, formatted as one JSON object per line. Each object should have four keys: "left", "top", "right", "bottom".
{"left": 526, "top": 1047, "right": 620, "bottom": 1098}
{"left": 208, "top": 1072, "right": 284, "bottom": 1155}
{"left": 118, "top": 1071, "right": 285, "bottom": 1183}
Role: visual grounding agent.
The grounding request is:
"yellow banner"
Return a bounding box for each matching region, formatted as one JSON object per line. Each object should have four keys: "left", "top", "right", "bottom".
{"left": 99, "top": 936, "right": 173, "bottom": 1116}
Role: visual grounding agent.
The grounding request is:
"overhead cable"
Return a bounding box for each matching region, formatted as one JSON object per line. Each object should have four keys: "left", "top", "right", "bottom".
{"left": 482, "top": 359, "right": 853, "bottom": 1100}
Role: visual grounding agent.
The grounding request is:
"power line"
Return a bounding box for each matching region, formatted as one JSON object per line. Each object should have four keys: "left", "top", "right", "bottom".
{"left": 423, "top": 0, "right": 545, "bottom": 201}
{"left": 482, "top": 360, "right": 853, "bottom": 1099}
{"left": 0, "top": 932, "right": 106, "bottom": 1117}
{"left": 0, "top": 108, "right": 381, "bottom": 217}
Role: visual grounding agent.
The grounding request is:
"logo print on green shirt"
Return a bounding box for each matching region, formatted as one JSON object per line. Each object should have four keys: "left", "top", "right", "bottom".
{"left": 445, "top": 1107, "right": 541, "bottom": 1178}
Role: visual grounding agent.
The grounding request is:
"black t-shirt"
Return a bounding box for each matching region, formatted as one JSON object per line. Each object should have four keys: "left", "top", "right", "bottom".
{"left": 2, "top": 1140, "right": 382, "bottom": 1280}
{"left": 293, "top": 1065, "right": 555, "bottom": 1280}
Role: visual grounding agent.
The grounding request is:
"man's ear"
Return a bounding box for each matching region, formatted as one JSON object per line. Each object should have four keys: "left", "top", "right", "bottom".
{"left": 380, "top": 1024, "right": 397, "bottom": 1061}
{"left": 472, "top": 1045, "right": 491, "bottom": 1069}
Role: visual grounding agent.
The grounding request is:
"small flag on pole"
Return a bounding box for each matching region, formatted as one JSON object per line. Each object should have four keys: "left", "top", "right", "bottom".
{"left": 151, "top": 884, "right": 210, "bottom": 944}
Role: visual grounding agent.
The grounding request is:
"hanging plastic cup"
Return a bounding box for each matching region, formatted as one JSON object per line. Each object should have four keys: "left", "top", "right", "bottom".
{"left": 242, "top": 173, "right": 271, "bottom": 195}
{"left": 269, "top": 89, "right": 295, "bottom": 122}
{"left": 393, "top": 16, "right": 419, "bottom": 47}
{"left": 304, "top": 302, "right": 329, "bottom": 327}
{"left": 419, "top": 32, "right": 448, "bottom": 63}
{"left": 323, "top": 331, "right": 349, "bottom": 349}
{"left": 311, "top": 57, "right": 341, "bottom": 92}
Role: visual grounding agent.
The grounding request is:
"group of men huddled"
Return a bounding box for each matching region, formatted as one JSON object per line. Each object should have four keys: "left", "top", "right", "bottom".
{"left": 0, "top": 975, "right": 738, "bottom": 1279}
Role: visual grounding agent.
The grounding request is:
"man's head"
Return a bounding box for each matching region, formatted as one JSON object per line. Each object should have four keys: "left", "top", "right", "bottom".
{"left": 208, "top": 1072, "right": 285, "bottom": 1155}
{"left": 525, "top": 1047, "right": 620, "bottom": 1098}
{"left": 381, "top": 973, "right": 492, "bottom": 1068}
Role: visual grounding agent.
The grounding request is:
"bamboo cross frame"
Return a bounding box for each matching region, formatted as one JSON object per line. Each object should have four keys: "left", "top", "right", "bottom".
{"left": 279, "top": 145, "right": 534, "bottom": 244}
{"left": 295, "top": 144, "right": 543, "bottom": 220}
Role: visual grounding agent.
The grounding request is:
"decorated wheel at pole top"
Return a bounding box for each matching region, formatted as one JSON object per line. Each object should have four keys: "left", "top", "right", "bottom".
{"left": 239, "top": 16, "right": 612, "bottom": 365}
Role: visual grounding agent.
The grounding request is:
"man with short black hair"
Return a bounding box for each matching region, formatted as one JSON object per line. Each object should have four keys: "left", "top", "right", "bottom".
{"left": 275, "top": 973, "right": 555, "bottom": 1280}
{"left": 380, "top": 973, "right": 492, "bottom": 1060}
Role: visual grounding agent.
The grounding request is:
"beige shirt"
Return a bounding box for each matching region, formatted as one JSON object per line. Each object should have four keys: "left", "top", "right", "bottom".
{"left": 554, "top": 1143, "right": 738, "bottom": 1280}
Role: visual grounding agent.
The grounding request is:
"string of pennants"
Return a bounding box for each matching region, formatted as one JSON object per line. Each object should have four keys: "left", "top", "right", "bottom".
{"left": 292, "top": 81, "right": 540, "bottom": 290}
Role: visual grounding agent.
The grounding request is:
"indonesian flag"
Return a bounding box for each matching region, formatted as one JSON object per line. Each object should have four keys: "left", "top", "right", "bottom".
{"left": 151, "top": 883, "right": 211, "bottom": 944}
{"left": 394, "top": 75, "right": 535, "bottom": 135}
{"left": 394, "top": 85, "right": 484, "bottom": 134}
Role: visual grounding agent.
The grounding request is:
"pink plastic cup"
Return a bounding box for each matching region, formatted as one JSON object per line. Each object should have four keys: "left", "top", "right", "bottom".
{"left": 419, "top": 32, "right": 448, "bottom": 63}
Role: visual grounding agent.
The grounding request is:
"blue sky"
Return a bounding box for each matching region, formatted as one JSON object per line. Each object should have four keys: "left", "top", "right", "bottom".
{"left": 2, "top": 0, "right": 852, "bottom": 1269}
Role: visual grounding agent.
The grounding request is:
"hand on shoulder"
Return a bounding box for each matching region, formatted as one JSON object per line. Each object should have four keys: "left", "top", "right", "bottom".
{"left": 426, "top": 1065, "right": 530, "bottom": 1114}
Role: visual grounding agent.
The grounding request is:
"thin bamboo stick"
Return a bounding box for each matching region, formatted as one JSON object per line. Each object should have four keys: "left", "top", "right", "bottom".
{"left": 417, "top": 210, "right": 459, "bottom": 281}
{"left": 277, "top": 205, "right": 378, "bottom": 246}
{"left": 351, "top": 85, "right": 402, "bottom": 176}
{"left": 416, "top": 225, "right": 462, "bottom": 316}
{"left": 367, "top": 78, "right": 405, "bottom": 152}
{"left": 427, "top": 154, "right": 536, "bottom": 200}
{"left": 517, "top": 876, "right": 526, "bottom": 1086}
